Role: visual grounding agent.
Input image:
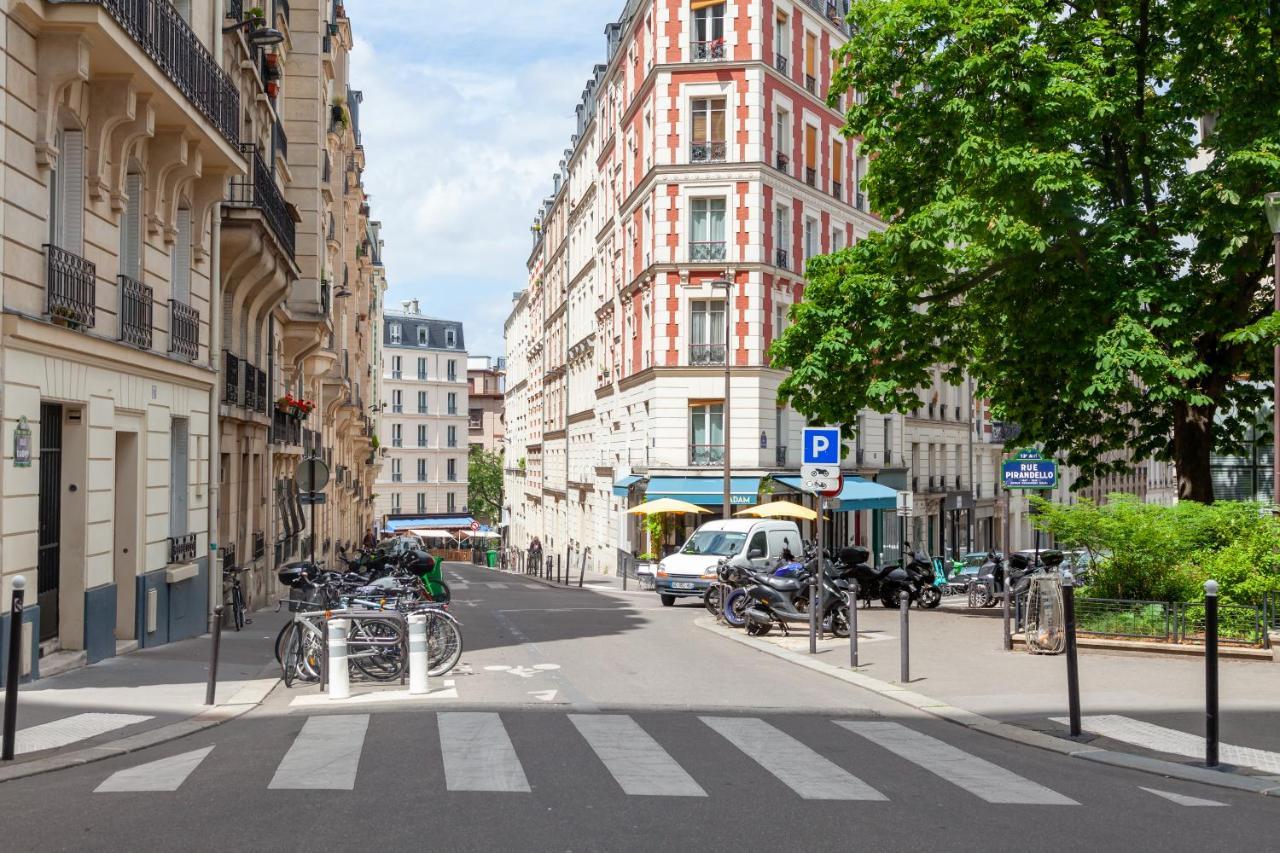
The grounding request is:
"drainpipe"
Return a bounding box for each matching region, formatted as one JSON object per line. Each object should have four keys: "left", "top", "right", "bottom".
{"left": 207, "top": 205, "right": 222, "bottom": 616}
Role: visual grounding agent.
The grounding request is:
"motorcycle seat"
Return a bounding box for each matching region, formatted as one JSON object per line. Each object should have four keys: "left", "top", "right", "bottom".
{"left": 765, "top": 576, "right": 801, "bottom": 592}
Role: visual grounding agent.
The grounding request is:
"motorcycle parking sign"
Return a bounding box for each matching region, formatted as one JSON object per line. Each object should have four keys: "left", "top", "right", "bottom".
{"left": 1002, "top": 448, "right": 1058, "bottom": 490}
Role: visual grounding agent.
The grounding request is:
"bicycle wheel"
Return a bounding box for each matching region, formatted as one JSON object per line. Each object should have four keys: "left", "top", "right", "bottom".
{"left": 426, "top": 615, "right": 463, "bottom": 677}
{"left": 274, "top": 621, "right": 293, "bottom": 663}
{"left": 281, "top": 623, "right": 300, "bottom": 688}
{"left": 232, "top": 583, "right": 246, "bottom": 631}
{"left": 350, "top": 619, "right": 405, "bottom": 682}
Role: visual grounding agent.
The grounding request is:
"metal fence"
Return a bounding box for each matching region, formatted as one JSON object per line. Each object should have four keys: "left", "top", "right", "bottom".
{"left": 1049, "top": 595, "right": 1270, "bottom": 647}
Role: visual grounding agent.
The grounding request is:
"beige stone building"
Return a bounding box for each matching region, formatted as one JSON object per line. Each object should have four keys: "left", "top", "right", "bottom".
{"left": 467, "top": 355, "right": 504, "bottom": 454}
{"left": 0, "top": 0, "right": 384, "bottom": 683}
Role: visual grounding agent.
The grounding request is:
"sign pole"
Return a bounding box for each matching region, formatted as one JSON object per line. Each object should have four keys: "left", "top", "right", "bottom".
{"left": 811, "top": 499, "right": 822, "bottom": 654}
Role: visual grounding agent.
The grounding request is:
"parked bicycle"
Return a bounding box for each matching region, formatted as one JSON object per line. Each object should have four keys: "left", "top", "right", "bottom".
{"left": 224, "top": 564, "right": 251, "bottom": 631}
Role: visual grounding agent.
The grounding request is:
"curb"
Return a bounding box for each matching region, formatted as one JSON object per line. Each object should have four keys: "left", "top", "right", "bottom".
{"left": 0, "top": 673, "right": 281, "bottom": 786}
{"left": 694, "top": 618, "right": 1280, "bottom": 798}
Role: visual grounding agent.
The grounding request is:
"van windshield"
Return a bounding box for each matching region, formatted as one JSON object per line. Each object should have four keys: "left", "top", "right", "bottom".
{"left": 681, "top": 530, "right": 747, "bottom": 556}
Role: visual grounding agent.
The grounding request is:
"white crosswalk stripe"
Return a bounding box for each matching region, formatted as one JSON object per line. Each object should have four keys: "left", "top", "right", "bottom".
{"left": 701, "top": 716, "right": 886, "bottom": 801}
{"left": 1140, "top": 787, "right": 1228, "bottom": 807}
{"left": 269, "top": 714, "right": 369, "bottom": 790}
{"left": 96, "top": 747, "right": 214, "bottom": 793}
{"left": 438, "top": 712, "right": 530, "bottom": 792}
{"left": 837, "top": 721, "right": 1076, "bottom": 805}
{"left": 1050, "top": 715, "right": 1280, "bottom": 775}
{"left": 15, "top": 713, "right": 153, "bottom": 755}
{"left": 570, "top": 714, "right": 706, "bottom": 797}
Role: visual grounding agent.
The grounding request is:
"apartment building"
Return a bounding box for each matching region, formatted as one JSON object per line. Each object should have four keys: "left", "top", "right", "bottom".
{"left": 503, "top": 0, "right": 1013, "bottom": 573}
{"left": 468, "top": 356, "right": 506, "bottom": 454}
{"left": 374, "top": 303, "right": 469, "bottom": 522}
{"left": 0, "top": 0, "right": 384, "bottom": 683}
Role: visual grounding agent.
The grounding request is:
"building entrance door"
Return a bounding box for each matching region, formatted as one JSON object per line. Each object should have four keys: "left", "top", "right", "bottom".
{"left": 37, "top": 402, "right": 64, "bottom": 642}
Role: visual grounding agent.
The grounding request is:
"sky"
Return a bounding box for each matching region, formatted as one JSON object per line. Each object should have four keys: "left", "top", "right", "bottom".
{"left": 347, "top": 0, "right": 611, "bottom": 359}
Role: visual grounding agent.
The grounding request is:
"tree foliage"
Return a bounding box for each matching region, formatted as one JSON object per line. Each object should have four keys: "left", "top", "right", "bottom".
{"left": 772, "top": 0, "right": 1280, "bottom": 501}
{"left": 468, "top": 445, "right": 504, "bottom": 524}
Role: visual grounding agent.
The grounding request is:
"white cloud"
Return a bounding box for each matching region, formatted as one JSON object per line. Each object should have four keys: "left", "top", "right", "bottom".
{"left": 344, "top": 0, "right": 612, "bottom": 357}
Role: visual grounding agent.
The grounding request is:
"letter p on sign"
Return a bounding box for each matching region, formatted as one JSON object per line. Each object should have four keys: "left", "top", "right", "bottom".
{"left": 803, "top": 427, "right": 841, "bottom": 465}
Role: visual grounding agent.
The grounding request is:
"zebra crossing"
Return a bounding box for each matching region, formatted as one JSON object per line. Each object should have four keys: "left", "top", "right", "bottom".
{"left": 84, "top": 711, "right": 1223, "bottom": 806}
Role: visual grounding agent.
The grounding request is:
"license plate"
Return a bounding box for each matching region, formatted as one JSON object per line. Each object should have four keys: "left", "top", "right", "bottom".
{"left": 672, "top": 582, "right": 696, "bottom": 590}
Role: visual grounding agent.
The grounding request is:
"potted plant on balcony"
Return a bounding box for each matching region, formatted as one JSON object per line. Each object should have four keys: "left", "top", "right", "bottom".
{"left": 265, "top": 80, "right": 280, "bottom": 99}
{"left": 50, "top": 304, "right": 82, "bottom": 332}
{"left": 330, "top": 98, "right": 349, "bottom": 130}
{"left": 245, "top": 6, "right": 267, "bottom": 26}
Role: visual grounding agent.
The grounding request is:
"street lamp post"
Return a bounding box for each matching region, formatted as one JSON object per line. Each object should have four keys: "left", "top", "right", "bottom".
{"left": 1266, "top": 193, "right": 1280, "bottom": 505}
{"left": 711, "top": 278, "right": 734, "bottom": 520}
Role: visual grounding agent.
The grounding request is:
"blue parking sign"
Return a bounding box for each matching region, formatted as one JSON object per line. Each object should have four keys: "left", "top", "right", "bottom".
{"left": 802, "top": 427, "right": 841, "bottom": 465}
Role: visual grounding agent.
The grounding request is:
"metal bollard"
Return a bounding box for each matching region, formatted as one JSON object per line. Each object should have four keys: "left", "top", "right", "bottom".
{"left": 2, "top": 576, "right": 27, "bottom": 761}
{"left": 1062, "top": 572, "right": 1081, "bottom": 737}
{"left": 557, "top": 555, "right": 562, "bottom": 584}
{"left": 847, "top": 586, "right": 859, "bottom": 668}
{"left": 408, "top": 613, "right": 429, "bottom": 695}
{"left": 1205, "top": 580, "right": 1219, "bottom": 767}
{"left": 1001, "top": 580, "right": 1013, "bottom": 651}
{"left": 899, "top": 590, "right": 911, "bottom": 683}
{"left": 205, "top": 605, "right": 224, "bottom": 706}
{"left": 328, "top": 618, "right": 350, "bottom": 700}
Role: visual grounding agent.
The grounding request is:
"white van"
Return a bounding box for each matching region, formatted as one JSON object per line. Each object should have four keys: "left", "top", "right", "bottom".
{"left": 654, "top": 518, "right": 803, "bottom": 606}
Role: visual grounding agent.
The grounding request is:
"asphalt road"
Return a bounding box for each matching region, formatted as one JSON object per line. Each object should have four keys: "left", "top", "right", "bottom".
{"left": 4, "top": 562, "right": 1275, "bottom": 852}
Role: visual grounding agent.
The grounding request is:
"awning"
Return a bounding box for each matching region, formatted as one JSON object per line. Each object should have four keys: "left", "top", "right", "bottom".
{"left": 384, "top": 515, "right": 476, "bottom": 532}
{"left": 644, "top": 475, "right": 762, "bottom": 507}
{"left": 772, "top": 475, "right": 898, "bottom": 511}
{"left": 612, "top": 474, "right": 643, "bottom": 496}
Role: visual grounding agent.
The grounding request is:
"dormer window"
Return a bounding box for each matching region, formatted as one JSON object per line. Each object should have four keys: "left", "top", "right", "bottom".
{"left": 389, "top": 323, "right": 402, "bottom": 343}
{"left": 446, "top": 328, "right": 457, "bottom": 348}
{"left": 418, "top": 326, "right": 428, "bottom": 345}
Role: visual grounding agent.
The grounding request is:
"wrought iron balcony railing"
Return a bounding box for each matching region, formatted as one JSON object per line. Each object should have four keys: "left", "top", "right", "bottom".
{"left": 243, "top": 362, "right": 258, "bottom": 411}
{"left": 224, "top": 351, "right": 240, "bottom": 405}
{"left": 227, "top": 143, "right": 296, "bottom": 258}
{"left": 54, "top": 0, "right": 240, "bottom": 146}
{"left": 692, "top": 39, "right": 726, "bottom": 61}
{"left": 776, "top": 248, "right": 789, "bottom": 269}
{"left": 253, "top": 530, "right": 265, "bottom": 560}
{"left": 832, "top": 180, "right": 842, "bottom": 201}
{"left": 805, "top": 74, "right": 817, "bottom": 94}
{"left": 690, "top": 445, "right": 726, "bottom": 466}
{"left": 776, "top": 152, "right": 789, "bottom": 173}
{"left": 691, "top": 141, "right": 727, "bottom": 163}
{"left": 169, "top": 533, "right": 197, "bottom": 564}
{"left": 45, "top": 244, "right": 96, "bottom": 330}
{"left": 221, "top": 543, "right": 237, "bottom": 572}
{"left": 118, "top": 275, "right": 152, "bottom": 349}
{"left": 805, "top": 167, "right": 817, "bottom": 187}
{"left": 256, "top": 367, "right": 268, "bottom": 414}
{"left": 169, "top": 299, "right": 199, "bottom": 361}
{"left": 855, "top": 191, "right": 867, "bottom": 211}
{"left": 689, "top": 343, "right": 727, "bottom": 366}
{"left": 691, "top": 241, "right": 727, "bottom": 262}
{"left": 775, "top": 54, "right": 789, "bottom": 74}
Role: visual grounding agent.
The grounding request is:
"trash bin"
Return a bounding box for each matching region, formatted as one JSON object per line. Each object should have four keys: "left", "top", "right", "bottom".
{"left": 487, "top": 550, "right": 498, "bottom": 568}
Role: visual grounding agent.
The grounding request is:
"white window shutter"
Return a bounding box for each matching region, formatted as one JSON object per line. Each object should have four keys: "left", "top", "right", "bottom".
{"left": 170, "top": 418, "right": 190, "bottom": 538}
{"left": 172, "top": 208, "right": 192, "bottom": 304}
{"left": 61, "top": 130, "right": 85, "bottom": 254}
{"left": 121, "top": 173, "right": 143, "bottom": 279}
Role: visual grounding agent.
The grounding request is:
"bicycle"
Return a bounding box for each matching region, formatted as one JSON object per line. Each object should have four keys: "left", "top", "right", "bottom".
{"left": 279, "top": 606, "right": 408, "bottom": 684}
{"left": 224, "top": 565, "right": 251, "bottom": 631}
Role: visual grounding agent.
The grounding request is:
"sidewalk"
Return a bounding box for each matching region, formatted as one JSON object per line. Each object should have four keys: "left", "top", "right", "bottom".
{"left": 1, "top": 605, "right": 288, "bottom": 781}
{"left": 698, "top": 599, "right": 1280, "bottom": 780}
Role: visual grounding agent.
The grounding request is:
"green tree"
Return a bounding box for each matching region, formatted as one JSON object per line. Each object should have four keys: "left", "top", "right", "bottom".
{"left": 468, "top": 445, "right": 504, "bottom": 524}
{"left": 772, "top": 0, "right": 1280, "bottom": 501}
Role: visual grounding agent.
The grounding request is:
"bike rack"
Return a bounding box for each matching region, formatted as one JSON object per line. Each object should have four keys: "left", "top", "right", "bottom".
{"left": 282, "top": 604, "right": 410, "bottom": 689}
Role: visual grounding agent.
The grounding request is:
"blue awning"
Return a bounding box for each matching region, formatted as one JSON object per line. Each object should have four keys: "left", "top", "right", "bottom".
{"left": 644, "top": 475, "right": 762, "bottom": 506}
{"left": 772, "top": 475, "right": 898, "bottom": 511}
{"left": 384, "top": 516, "right": 476, "bottom": 532}
{"left": 612, "top": 474, "right": 643, "bottom": 496}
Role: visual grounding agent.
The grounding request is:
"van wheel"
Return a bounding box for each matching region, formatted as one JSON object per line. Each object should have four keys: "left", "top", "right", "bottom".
{"left": 660, "top": 594, "right": 676, "bottom": 607}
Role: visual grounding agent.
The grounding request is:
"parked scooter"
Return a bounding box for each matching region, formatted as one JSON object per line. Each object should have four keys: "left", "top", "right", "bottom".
{"left": 741, "top": 554, "right": 850, "bottom": 638}
{"left": 969, "top": 550, "right": 1063, "bottom": 607}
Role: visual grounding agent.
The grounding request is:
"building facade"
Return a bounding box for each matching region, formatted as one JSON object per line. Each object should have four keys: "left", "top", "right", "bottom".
{"left": 0, "top": 0, "right": 384, "bottom": 683}
{"left": 467, "top": 356, "right": 505, "bottom": 454}
{"left": 502, "top": 0, "right": 1013, "bottom": 575}
{"left": 374, "top": 303, "right": 469, "bottom": 522}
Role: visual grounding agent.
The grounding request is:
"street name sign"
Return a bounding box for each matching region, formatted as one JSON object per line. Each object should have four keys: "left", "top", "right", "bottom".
{"left": 897, "top": 491, "right": 913, "bottom": 517}
{"left": 298, "top": 493, "right": 328, "bottom": 506}
{"left": 1001, "top": 448, "right": 1058, "bottom": 490}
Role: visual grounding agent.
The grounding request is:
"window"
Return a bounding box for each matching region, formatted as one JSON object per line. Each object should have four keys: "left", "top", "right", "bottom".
{"left": 447, "top": 425, "right": 457, "bottom": 448}
{"left": 690, "top": 299, "right": 726, "bottom": 365}
{"left": 417, "top": 326, "right": 428, "bottom": 345}
{"left": 447, "top": 492, "right": 457, "bottom": 513}
{"left": 447, "top": 458, "right": 457, "bottom": 482}
{"left": 447, "top": 359, "right": 457, "bottom": 382}
{"left": 804, "top": 125, "right": 817, "bottom": 186}
{"left": 446, "top": 327, "right": 457, "bottom": 348}
{"left": 391, "top": 492, "right": 401, "bottom": 513}
{"left": 469, "top": 408, "right": 483, "bottom": 429}
{"left": 417, "top": 458, "right": 427, "bottom": 482}
{"left": 832, "top": 139, "right": 844, "bottom": 200}
{"left": 391, "top": 355, "right": 402, "bottom": 378}
{"left": 447, "top": 392, "right": 457, "bottom": 415}
{"left": 884, "top": 417, "right": 893, "bottom": 462}
{"left": 417, "top": 391, "right": 427, "bottom": 413}
{"left": 692, "top": 1, "right": 725, "bottom": 60}
{"left": 831, "top": 227, "right": 843, "bottom": 252}
{"left": 417, "top": 493, "right": 426, "bottom": 513}
{"left": 775, "top": 11, "right": 789, "bottom": 70}
{"left": 774, "top": 205, "right": 789, "bottom": 269}
{"left": 417, "top": 357, "right": 426, "bottom": 380}
{"left": 171, "top": 210, "right": 191, "bottom": 303}
{"left": 690, "top": 403, "right": 725, "bottom": 465}
{"left": 774, "top": 302, "right": 789, "bottom": 339}
{"left": 690, "top": 197, "right": 726, "bottom": 261}
{"left": 392, "top": 423, "right": 403, "bottom": 448}
{"left": 417, "top": 424, "right": 427, "bottom": 447}
{"left": 804, "top": 217, "right": 818, "bottom": 263}
{"left": 174, "top": 0, "right": 191, "bottom": 22}
{"left": 50, "top": 129, "right": 85, "bottom": 253}
{"left": 804, "top": 32, "right": 817, "bottom": 92}
{"left": 774, "top": 109, "right": 790, "bottom": 172}
{"left": 169, "top": 417, "right": 189, "bottom": 539}
{"left": 119, "top": 171, "right": 143, "bottom": 280}
{"left": 391, "top": 458, "right": 403, "bottom": 483}
{"left": 391, "top": 390, "right": 403, "bottom": 413}
{"left": 690, "top": 98, "right": 727, "bottom": 163}
{"left": 390, "top": 323, "right": 401, "bottom": 344}
{"left": 854, "top": 152, "right": 868, "bottom": 210}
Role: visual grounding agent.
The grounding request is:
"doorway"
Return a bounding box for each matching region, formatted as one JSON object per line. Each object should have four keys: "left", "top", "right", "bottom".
{"left": 113, "top": 431, "right": 140, "bottom": 639}
{"left": 37, "top": 402, "right": 63, "bottom": 642}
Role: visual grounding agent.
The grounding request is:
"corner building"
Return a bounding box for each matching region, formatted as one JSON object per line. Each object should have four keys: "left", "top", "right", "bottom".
{"left": 505, "top": 0, "right": 1013, "bottom": 573}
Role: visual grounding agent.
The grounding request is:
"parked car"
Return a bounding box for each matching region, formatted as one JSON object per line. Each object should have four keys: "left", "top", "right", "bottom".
{"left": 655, "top": 519, "right": 802, "bottom": 607}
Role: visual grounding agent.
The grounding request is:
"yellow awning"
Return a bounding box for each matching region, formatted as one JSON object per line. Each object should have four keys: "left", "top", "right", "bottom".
{"left": 627, "top": 498, "right": 711, "bottom": 516}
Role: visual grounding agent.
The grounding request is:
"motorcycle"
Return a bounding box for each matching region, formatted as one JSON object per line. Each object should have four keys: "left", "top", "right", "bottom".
{"left": 969, "top": 550, "right": 1063, "bottom": 607}
{"left": 741, "top": 555, "right": 850, "bottom": 638}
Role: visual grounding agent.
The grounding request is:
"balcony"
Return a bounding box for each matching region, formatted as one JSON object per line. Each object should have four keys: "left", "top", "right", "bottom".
{"left": 691, "top": 141, "right": 727, "bottom": 164}
{"left": 270, "top": 410, "right": 301, "bottom": 446}
{"left": 256, "top": 368, "right": 267, "bottom": 414}
{"left": 689, "top": 343, "right": 727, "bottom": 366}
{"left": 417, "top": 371, "right": 427, "bottom": 381}
{"left": 243, "top": 362, "right": 258, "bottom": 411}
{"left": 691, "top": 241, "right": 727, "bottom": 262}
{"left": 803, "top": 0, "right": 853, "bottom": 35}
{"left": 776, "top": 445, "right": 789, "bottom": 467}
{"left": 169, "top": 300, "right": 199, "bottom": 361}
{"left": 776, "top": 152, "right": 789, "bottom": 173}
{"left": 832, "top": 181, "right": 842, "bottom": 201}
{"left": 805, "top": 74, "right": 817, "bottom": 94}
{"left": 448, "top": 406, "right": 459, "bottom": 416}
{"left": 805, "top": 167, "right": 817, "bottom": 187}
{"left": 169, "top": 533, "right": 197, "bottom": 564}
{"left": 227, "top": 143, "right": 296, "bottom": 259}
{"left": 776, "top": 54, "right": 789, "bottom": 75}
{"left": 253, "top": 531, "right": 265, "bottom": 561}
{"left": 392, "top": 472, "right": 403, "bottom": 483}
{"left": 221, "top": 543, "right": 237, "bottom": 572}
{"left": 118, "top": 276, "right": 152, "bottom": 349}
{"left": 55, "top": 0, "right": 240, "bottom": 146}
{"left": 224, "top": 352, "right": 239, "bottom": 405}
{"left": 391, "top": 404, "right": 403, "bottom": 414}
{"left": 775, "top": 248, "right": 789, "bottom": 269}
{"left": 930, "top": 476, "right": 946, "bottom": 494}
{"left": 855, "top": 191, "right": 867, "bottom": 211}
{"left": 45, "top": 245, "right": 96, "bottom": 330}
{"left": 691, "top": 445, "right": 726, "bottom": 466}
{"left": 692, "top": 39, "right": 726, "bottom": 62}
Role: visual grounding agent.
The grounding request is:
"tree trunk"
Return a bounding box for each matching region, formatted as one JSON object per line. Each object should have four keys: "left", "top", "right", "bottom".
{"left": 1172, "top": 399, "right": 1216, "bottom": 503}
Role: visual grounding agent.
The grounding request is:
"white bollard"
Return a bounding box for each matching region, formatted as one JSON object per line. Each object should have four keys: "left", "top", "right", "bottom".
{"left": 408, "top": 613, "right": 430, "bottom": 695}
{"left": 328, "top": 618, "right": 350, "bottom": 700}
